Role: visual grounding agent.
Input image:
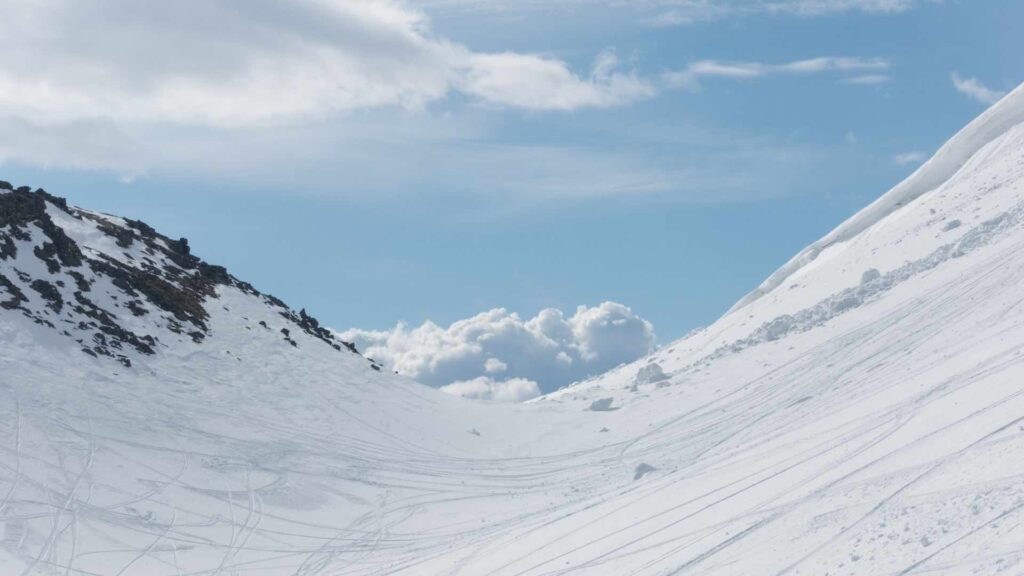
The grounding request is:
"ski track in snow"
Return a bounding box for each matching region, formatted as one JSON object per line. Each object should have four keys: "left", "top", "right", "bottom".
{"left": 2, "top": 87, "right": 1024, "bottom": 574}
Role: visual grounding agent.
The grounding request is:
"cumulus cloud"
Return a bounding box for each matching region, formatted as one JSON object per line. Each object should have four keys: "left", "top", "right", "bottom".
{"left": 340, "top": 302, "right": 656, "bottom": 397}
{"left": 0, "top": 0, "right": 650, "bottom": 131}
{"left": 951, "top": 72, "right": 1007, "bottom": 105}
{"left": 484, "top": 358, "right": 508, "bottom": 373}
{"left": 440, "top": 377, "right": 542, "bottom": 402}
{"left": 664, "top": 57, "right": 889, "bottom": 89}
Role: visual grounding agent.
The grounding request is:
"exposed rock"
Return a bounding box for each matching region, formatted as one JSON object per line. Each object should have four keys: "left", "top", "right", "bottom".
{"left": 72, "top": 291, "right": 157, "bottom": 357}
{"left": 88, "top": 255, "right": 210, "bottom": 332}
{"left": 0, "top": 188, "right": 83, "bottom": 274}
{"left": 98, "top": 222, "right": 135, "bottom": 248}
{"left": 0, "top": 234, "right": 15, "bottom": 260}
{"left": 0, "top": 181, "right": 366, "bottom": 367}
{"left": 29, "top": 279, "right": 63, "bottom": 313}
{"left": 0, "top": 273, "right": 27, "bottom": 310}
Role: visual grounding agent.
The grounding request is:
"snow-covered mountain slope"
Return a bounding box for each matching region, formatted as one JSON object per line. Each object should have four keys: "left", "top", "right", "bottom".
{"left": 0, "top": 185, "right": 362, "bottom": 364}
{"left": 0, "top": 185, "right": 605, "bottom": 575}
{"left": 2, "top": 80, "right": 1024, "bottom": 576}
{"left": 529, "top": 83, "right": 1024, "bottom": 574}
{"left": 731, "top": 81, "right": 1024, "bottom": 313}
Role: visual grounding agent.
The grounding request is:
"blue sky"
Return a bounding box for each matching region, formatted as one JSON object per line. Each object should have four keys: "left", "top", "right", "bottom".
{"left": 1, "top": 0, "right": 1021, "bottom": 390}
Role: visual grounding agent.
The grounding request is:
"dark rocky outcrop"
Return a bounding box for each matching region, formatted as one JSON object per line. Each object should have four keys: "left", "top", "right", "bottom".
{"left": 0, "top": 272, "right": 27, "bottom": 310}
{"left": 29, "top": 279, "right": 63, "bottom": 313}
{"left": 71, "top": 290, "right": 154, "bottom": 365}
{"left": 88, "top": 255, "right": 211, "bottom": 332}
{"left": 1, "top": 187, "right": 83, "bottom": 274}
{"left": 0, "top": 180, "right": 363, "bottom": 366}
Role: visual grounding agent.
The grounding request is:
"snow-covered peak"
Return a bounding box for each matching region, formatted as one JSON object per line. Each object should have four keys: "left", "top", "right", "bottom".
{"left": 549, "top": 79, "right": 1024, "bottom": 405}
{"left": 0, "top": 181, "right": 360, "bottom": 368}
{"left": 732, "top": 80, "right": 1024, "bottom": 313}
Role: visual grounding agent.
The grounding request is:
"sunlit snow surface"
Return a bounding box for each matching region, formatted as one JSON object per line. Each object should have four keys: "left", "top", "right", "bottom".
{"left": 2, "top": 83, "right": 1024, "bottom": 575}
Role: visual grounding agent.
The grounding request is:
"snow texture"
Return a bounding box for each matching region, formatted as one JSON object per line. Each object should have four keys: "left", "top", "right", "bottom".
{"left": 732, "top": 81, "right": 1024, "bottom": 312}
{"left": 2, "top": 81, "right": 1024, "bottom": 575}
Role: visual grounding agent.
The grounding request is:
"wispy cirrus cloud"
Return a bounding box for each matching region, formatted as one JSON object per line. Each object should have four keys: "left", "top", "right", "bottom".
{"left": 664, "top": 56, "right": 890, "bottom": 88}
{"left": 0, "top": 0, "right": 911, "bottom": 211}
{"left": 461, "top": 49, "right": 653, "bottom": 111}
{"left": 840, "top": 74, "right": 891, "bottom": 85}
{"left": 951, "top": 72, "right": 1007, "bottom": 105}
{"left": 893, "top": 151, "right": 927, "bottom": 166}
{"left": 420, "top": 0, "right": 929, "bottom": 25}
{"left": 758, "top": 0, "right": 921, "bottom": 14}
{"left": 652, "top": 0, "right": 922, "bottom": 26}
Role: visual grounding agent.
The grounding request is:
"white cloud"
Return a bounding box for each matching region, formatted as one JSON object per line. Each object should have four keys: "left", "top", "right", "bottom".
{"left": 0, "top": 0, "right": 664, "bottom": 194}
{"left": 650, "top": 2, "right": 733, "bottom": 26}
{"left": 0, "top": 0, "right": 650, "bottom": 131}
{"left": 440, "top": 377, "right": 541, "bottom": 402}
{"left": 951, "top": 72, "right": 1007, "bottom": 105}
{"left": 734, "top": 0, "right": 920, "bottom": 17}
{"left": 8, "top": 110, "right": 825, "bottom": 209}
{"left": 840, "top": 74, "right": 891, "bottom": 85}
{"left": 460, "top": 50, "right": 655, "bottom": 111}
{"left": 0, "top": 1, "right": 897, "bottom": 208}
{"left": 654, "top": 0, "right": 926, "bottom": 25}
{"left": 893, "top": 151, "right": 927, "bottom": 166}
{"left": 664, "top": 57, "right": 889, "bottom": 88}
{"left": 340, "top": 302, "right": 655, "bottom": 395}
{"left": 424, "top": 0, "right": 925, "bottom": 23}
{"left": 0, "top": 116, "right": 139, "bottom": 173}
{"left": 484, "top": 358, "right": 508, "bottom": 373}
